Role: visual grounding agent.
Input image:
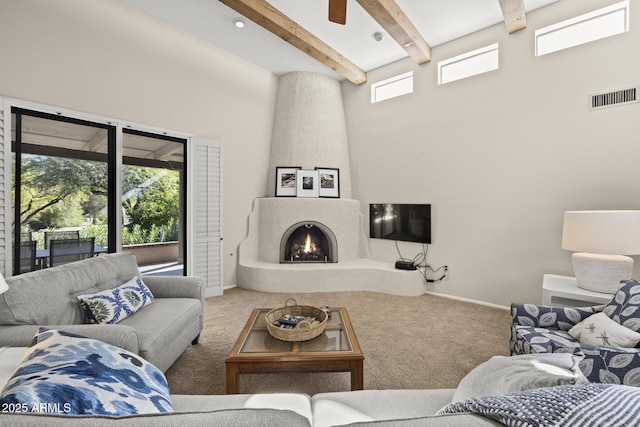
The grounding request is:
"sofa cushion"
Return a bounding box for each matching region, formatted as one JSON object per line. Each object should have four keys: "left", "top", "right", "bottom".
{"left": 0, "top": 408, "right": 312, "bottom": 426}
{"left": 77, "top": 277, "right": 155, "bottom": 324}
{"left": 569, "top": 312, "right": 640, "bottom": 347}
{"left": 0, "top": 328, "right": 173, "bottom": 415}
{"left": 603, "top": 279, "right": 640, "bottom": 332}
{"left": 341, "top": 414, "right": 502, "bottom": 426}
{"left": 0, "top": 253, "right": 141, "bottom": 326}
{"left": 440, "top": 383, "right": 640, "bottom": 426}
{"left": 118, "top": 298, "right": 201, "bottom": 370}
{"left": 0, "top": 347, "right": 28, "bottom": 388}
{"left": 451, "top": 353, "right": 587, "bottom": 403}
{"left": 311, "top": 389, "right": 456, "bottom": 427}
{"left": 512, "top": 325, "right": 580, "bottom": 353}
{"left": 171, "top": 393, "right": 313, "bottom": 424}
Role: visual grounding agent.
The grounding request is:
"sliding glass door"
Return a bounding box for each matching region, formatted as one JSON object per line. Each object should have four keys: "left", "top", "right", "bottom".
{"left": 4, "top": 99, "right": 222, "bottom": 294}
{"left": 10, "top": 108, "right": 189, "bottom": 279}
{"left": 121, "top": 129, "right": 186, "bottom": 276}
{"left": 11, "top": 108, "right": 116, "bottom": 274}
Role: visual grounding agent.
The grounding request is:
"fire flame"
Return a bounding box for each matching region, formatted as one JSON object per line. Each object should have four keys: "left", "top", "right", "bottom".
{"left": 304, "top": 233, "right": 311, "bottom": 253}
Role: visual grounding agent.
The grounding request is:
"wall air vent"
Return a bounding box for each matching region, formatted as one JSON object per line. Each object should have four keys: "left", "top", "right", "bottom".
{"left": 589, "top": 86, "right": 638, "bottom": 110}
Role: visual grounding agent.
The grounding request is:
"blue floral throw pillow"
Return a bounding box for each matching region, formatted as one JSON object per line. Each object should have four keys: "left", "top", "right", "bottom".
{"left": 77, "top": 276, "right": 154, "bottom": 324}
{"left": 0, "top": 328, "right": 173, "bottom": 415}
{"left": 603, "top": 279, "right": 640, "bottom": 333}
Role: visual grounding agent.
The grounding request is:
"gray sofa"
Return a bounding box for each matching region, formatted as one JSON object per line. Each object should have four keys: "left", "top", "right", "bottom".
{"left": 0, "top": 252, "right": 204, "bottom": 373}
{"left": 0, "top": 390, "right": 496, "bottom": 426}
{"left": 0, "top": 345, "right": 601, "bottom": 426}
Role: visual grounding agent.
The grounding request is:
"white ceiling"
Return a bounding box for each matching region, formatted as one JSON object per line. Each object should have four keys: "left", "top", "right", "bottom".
{"left": 118, "top": 0, "right": 559, "bottom": 81}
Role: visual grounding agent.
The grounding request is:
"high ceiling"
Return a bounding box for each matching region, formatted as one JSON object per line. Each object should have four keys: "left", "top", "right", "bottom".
{"left": 118, "top": 0, "right": 559, "bottom": 84}
{"left": 11, "top": 0, "right": 562, "bottom": 162}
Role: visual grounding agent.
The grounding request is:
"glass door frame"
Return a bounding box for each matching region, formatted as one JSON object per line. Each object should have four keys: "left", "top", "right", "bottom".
{"left": 122, "top": 128, "right": 187, "bottom": 276}
{"left": 11, "top": 107, "right": 117, "bottom": 275}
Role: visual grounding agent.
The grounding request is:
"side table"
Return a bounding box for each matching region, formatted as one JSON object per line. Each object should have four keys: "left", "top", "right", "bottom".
{"left": 542, "top": 274, "right": 612, "bottom": 307}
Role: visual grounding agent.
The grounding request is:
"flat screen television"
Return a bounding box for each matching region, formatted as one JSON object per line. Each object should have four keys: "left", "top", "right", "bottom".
{"left": 369, "top": 203, "right": 431, "bottom": 244}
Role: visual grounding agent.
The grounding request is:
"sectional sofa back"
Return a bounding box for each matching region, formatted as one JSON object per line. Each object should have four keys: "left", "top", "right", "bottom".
{"left": 0, "top": 253, "right": 140, "bottom": 326}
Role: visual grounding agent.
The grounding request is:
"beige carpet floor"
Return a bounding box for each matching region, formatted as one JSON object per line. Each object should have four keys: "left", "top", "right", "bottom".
{"left": 165, "top": 287, "right": 511, "bottom": 396}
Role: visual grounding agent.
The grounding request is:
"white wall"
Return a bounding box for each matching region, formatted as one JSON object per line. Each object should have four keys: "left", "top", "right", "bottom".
{"left": 343, "top": 0, "right": 640, "bottom": 306}
{"left": 0, "top": 0, "right": 278, "bottom": 288}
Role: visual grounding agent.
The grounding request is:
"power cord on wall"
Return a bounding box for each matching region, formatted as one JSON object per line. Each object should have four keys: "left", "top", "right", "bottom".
{"left": 395, "top": 241, "right": 448, "bottom": 283}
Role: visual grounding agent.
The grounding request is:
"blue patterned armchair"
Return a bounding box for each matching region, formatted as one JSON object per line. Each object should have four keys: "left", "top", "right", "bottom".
{"left": 510, "top": 280, "right": 640, "bottom": 386}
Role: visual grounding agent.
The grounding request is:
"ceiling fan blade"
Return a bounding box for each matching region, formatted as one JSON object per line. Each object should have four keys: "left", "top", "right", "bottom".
{"left": 328, "top": 0, "right": 347, "bottom": 25}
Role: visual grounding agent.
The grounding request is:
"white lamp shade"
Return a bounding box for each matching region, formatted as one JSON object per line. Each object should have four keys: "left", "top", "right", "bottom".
{"left": 562, "top": 210, "right": 640, "bottom": 255}
{"left": 0, "top": 272, "right": 7, "bottom": 294}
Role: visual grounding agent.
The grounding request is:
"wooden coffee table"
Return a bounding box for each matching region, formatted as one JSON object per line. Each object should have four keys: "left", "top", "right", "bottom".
{"left": 225, "top": 307, "right": 364, "bottom": 394}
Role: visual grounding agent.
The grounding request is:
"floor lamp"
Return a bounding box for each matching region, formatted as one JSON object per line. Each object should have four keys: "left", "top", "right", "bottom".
{"left": 562, "top": 210, "right": 640, "bottom": 294}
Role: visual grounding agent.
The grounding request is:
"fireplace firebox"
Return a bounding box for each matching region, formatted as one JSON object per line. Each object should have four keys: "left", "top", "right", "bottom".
{"left": 280, "top": 221, "right": 338, "bottom": 263}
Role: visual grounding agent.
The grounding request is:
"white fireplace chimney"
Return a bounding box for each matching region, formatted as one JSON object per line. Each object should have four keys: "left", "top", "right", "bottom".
{"left": 237, "top": 73, "right": 428, "bottom": 296}
{"left": 267, "top": 72, "right": 352, "bottom": 199}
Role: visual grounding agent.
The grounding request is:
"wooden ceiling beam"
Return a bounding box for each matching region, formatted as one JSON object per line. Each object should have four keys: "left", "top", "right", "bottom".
{"left": 218, "top": 0, "right": 367, "bottom": 85}
{"left": 498, "top": 0, "right": 527, "bottom": 33}
{"left": 356, "top": 0, "right": 431, "bottom": 64}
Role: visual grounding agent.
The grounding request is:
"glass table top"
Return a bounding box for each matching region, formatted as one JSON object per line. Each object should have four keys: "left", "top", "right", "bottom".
{"left": 238, "top": 308, "right": 354, "bottom": 354}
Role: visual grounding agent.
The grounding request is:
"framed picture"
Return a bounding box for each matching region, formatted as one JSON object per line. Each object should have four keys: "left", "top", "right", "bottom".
{"left": 316, "top": 167, "right": 340, "bottom": 198}
{"left": 296, "top": 169, "right": 319, "bottom": 198}
{"left": 275, "top": 166, "right": 301, "bottom": 197}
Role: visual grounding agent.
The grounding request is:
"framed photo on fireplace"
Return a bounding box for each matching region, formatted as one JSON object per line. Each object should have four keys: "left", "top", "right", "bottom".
{"left": 275, "top": 166, "right": 301, "bottom": 197}
{"left": 296, "top": 169, "right": 319, "bottom": 198}
{"left": 316, "top": 167, "right": 340, "bottom": 198}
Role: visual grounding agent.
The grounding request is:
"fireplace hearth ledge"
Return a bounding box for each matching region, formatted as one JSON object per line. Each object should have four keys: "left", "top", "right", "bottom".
{"left": 237, "top": 258, "right": 428, "bottom": 296}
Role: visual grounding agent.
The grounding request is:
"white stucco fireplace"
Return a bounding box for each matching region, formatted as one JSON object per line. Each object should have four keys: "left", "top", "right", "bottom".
{"left": 236, "top": 72, "right": 427, "bottom": 296}
{"left": 237, "top": 198, "right": 427, "bottom": 296}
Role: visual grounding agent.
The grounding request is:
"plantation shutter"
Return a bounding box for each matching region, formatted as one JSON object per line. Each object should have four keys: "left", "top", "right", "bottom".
{"left": 0, "top": 99, "right": 7, "bottom": 275}
{"left": 188, "top": 138, "right": 222, "bottom": 296}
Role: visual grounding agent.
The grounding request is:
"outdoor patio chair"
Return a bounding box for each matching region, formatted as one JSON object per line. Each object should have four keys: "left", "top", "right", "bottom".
{"left": 18, "top": 240, "right": 37, "bottom": 274}
{"left": 44, "top": 230, "right": 80, "bottom": 249}
{"left": 49, "top": 237, "right": 95, "bottom": 267}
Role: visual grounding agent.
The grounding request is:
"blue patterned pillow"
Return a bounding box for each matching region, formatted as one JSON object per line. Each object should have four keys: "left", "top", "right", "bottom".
{"left": 603, "top": 280, "right": 640, "bottom": 332}
{"left": 77, "top": 276, "right": 154, "bottom": 324}
{"left": 0, "top": 328, "right": 173, "bottom": 415}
